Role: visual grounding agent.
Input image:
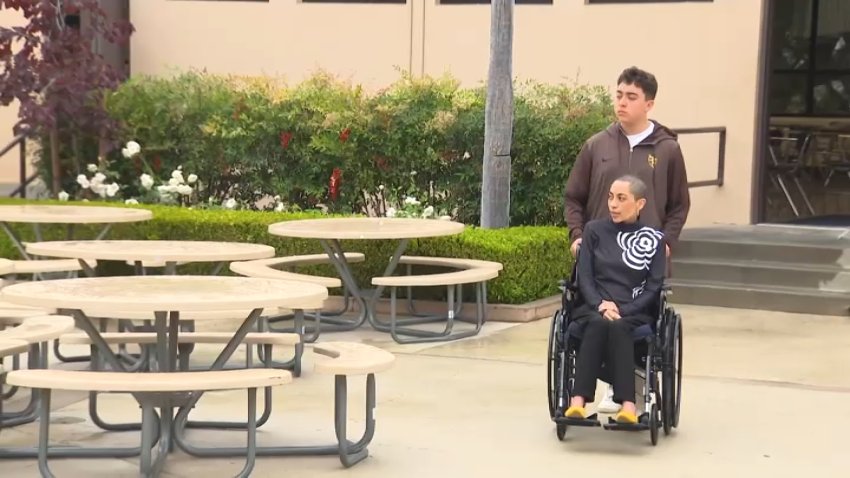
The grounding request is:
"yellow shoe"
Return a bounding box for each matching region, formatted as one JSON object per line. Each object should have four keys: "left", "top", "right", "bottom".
{"left": 615, "top": 410, "right": 638, "bottom": 424}
{"left": 564, "top": 406, "right": 586, "bottom": 419}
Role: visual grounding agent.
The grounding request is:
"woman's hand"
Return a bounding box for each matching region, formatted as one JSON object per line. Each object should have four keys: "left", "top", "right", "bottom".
{"left": 602, "top": 308, "right": 621, "bottom": 321}
{"left": 598, "top": 300, "right": 620, "bottom": 320}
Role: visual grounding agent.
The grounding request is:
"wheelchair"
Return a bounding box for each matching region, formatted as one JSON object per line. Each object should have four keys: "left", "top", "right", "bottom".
{"left": 546, "top": 266, "right": 683, "bottom": 445}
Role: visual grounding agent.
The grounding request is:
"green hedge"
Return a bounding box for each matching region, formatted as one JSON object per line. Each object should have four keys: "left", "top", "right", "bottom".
{"left": 41, "top": 71, "right": 613, "bottom": 226}
{"left": 0, "top": 199, "right": 571, "bottom": 305}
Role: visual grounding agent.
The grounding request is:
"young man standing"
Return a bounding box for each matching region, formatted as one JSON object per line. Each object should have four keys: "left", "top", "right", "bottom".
{"left": 563, "top": 66, "right": 690, "bottom": 413}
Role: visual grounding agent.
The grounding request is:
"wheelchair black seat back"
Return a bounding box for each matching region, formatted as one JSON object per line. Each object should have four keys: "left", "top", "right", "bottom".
{"left": 546, "top": 261, "right": 683, "bottom": 445}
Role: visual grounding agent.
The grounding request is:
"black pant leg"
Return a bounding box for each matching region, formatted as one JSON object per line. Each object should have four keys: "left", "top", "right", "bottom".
{"left": 572, "top": 313, "right": 608, "bottom": 403}
{"left": 608, "top": 318, "right": 637, "bottom": 404}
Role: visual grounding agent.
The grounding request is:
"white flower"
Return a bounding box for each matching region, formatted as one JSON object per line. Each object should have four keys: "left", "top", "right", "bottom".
{"left": 422, "top": 206, "right": 434, "bottom": 218}
{"left": 274, "top": 202, "right": 285, "bottom": 212}
{"left": 223, "top": 198, "right": 237, "bottom": 209}
{"left": 176, "top": 184, "right": 193, "bottom": 196}
{"left": 140, "top": 173, "right": 154, "bottom": 190}
{"left": 168, "top": 177, "right": 182, "bottom": 187}
{"left": 171, "top": 170, "right": 184, "bottom": 183}
{"left": 90, "top": 183, "right": 107, "bottom": 198}
{"left": 105, "top": 183, "right": 120, "bottom": 198}
{"left": 378, "top": 185, "right": 384, "bottom": 191}
{"left": 76, "top": 174, "right": 90, "bottom": 189}
{"left": 385, "top": 207, "right": 396, "bottom": 218}
{"left": 187, "top": 174, "right": 198, "bottom": 184}
{"left": 273, "top": 195, "right": 281, "bottom": 202}
{"left": 124, "top": 198, "right": 139, "bottom": 205}
{"left": 404, "top": 196, "right": 420, "bottom": 206}
{"left": 86, "top": 163, "right": 98, "bottom": 173}
{"left": 463, "top": 151, "right": 471, "bottom": 160}
{"left": 156, "top": 185, "right": 176, "bottom": 196}
{"left": 410, "top": 170, "right": 417, "bottom": 176}
{"left": 122, "top": 141, "right": 141, "bottom": 158}
{"left": 93, "top": 172, "right": 106, "bottom": 183}
{"left": 439, "top": 215, "right": 452, "bottom": 221}
{"left": 58, "top": 191, "right": 69, "bottom": 201}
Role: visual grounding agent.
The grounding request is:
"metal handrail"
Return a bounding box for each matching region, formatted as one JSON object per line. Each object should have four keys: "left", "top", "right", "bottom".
{"left": 674, "top": 126, "right": 726, "bottom": 188}
{"left": 0, "top": 128, "right": 30, "bottom": 198}
{"left": 1, "top": 79, "right": 55, "bottom": 198}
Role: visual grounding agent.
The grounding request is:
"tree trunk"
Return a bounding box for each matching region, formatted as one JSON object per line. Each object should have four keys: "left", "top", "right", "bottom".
{"left": 50, "top": 126, "right": 61, "bottom": 197}
{"left": 480, "top": 0, "right": 514, "bottom": 229}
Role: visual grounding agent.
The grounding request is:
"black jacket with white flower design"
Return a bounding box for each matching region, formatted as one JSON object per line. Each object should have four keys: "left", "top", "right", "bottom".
{"left": 576, "top": 218, "right": 666, "bottom": 317}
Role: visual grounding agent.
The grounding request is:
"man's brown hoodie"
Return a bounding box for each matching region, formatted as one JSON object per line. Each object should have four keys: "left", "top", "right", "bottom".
{"left": 564, "top": 120, "right": 690, "bottom": 249}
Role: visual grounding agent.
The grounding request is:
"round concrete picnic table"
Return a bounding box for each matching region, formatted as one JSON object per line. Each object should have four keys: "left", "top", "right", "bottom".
{"left": 0, "top": 274, "right": 327, "bottom": 465}
{"left": 267, "top": 217, "right": 466, "bottom": 332}
{"left": 268, "top": 217, "right": 464, "bottom": 240}
{"left": 0, "top": 204, "right": 153, "bottom": 261}
{"left": 25, "top": 240, "right": 275, "bottom": 266}
{"left": 0, "top": 205, "right": 152, "bottom": 224}
{"left": 0, "top": 275, "right": 327, "bottom": 316}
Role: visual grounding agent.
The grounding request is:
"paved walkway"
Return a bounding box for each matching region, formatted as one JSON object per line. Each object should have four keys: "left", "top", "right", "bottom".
{"left": 1, "top": 304, "right": 848, "bottom": 477}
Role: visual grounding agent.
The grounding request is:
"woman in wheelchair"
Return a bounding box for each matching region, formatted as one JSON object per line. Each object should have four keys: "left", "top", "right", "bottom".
{"left": 564, "top": 174, "right": 666, "bottom": 425}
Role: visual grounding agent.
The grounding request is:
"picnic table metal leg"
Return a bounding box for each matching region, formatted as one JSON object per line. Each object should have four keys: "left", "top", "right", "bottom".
{"left": 0, "top": 221, "right": 29, "bottom": 259}
{"left": 171, "top": 369, "right": 379, "bottom": 466}
{"left": 320, "top": 238, "right": 411, "bottom": 330}
{"left": 385, "top": 283, "right": 486, "bottom": 344}
{"left": 0, "top": 383, "right": 145, "bottom": 460}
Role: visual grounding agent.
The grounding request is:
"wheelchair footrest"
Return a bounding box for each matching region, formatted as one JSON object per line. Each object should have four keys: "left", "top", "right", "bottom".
{"left": 602, "top": 414, "right": 650, "bottom": 432}
{"left": 554, "top": 413, "right": 601, "bottom": 427}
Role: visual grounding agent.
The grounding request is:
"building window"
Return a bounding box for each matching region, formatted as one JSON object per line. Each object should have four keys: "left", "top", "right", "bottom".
{"left": 301, "top": 0, "right": 406, "bottom": 3}
{"left": 769, "top": 0, "right": 850, "bottom": 116}
{"left": 440, "top": 0, "right": 553, "bottom": 4}
{"left": 586, "top": 0, "right": 711, "bottom": 3}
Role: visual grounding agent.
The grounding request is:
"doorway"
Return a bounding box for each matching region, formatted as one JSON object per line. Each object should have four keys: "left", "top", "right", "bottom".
{"left": 759, "top": 0, "right": 850, "bottom": 227}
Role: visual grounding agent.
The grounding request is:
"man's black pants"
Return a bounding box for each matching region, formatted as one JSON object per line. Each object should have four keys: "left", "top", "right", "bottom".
{"left": 571, "top": 304, "right": 652, "bottom": 405}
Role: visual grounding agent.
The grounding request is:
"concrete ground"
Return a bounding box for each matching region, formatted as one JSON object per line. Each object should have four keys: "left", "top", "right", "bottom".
{"left": 1, "top": 304, "right": 848, "bottom": 477}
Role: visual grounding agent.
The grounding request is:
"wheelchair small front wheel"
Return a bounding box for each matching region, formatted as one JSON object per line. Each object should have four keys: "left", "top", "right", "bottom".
{"left": 556, "top": 422, "right": 567, "bottom": 441}
{"left": 649, "top": 403, "right": 659, "bottom": 446}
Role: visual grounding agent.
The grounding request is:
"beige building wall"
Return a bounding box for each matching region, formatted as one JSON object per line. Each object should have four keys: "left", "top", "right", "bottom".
{"left": 7, "top": 0, "right": 757, "bottom": 228}
{"left": 417, "top": 0, "right": 765, "bottom": 227}
{"left": 0, "top": 7, "right": 27, "bottom": 184}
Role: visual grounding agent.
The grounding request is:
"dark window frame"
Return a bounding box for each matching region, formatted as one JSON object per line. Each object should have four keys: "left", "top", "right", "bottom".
{"left": 770, "top": 0, "right": 850, "bottom": 117}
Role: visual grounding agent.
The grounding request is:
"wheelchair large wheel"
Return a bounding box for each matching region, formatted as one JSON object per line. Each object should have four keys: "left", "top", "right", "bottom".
{"left": 661, "top": 312, "right": 683, "bottom": 434}
{"left": 673, "top": 313, "right": 683, "bottom": 428}
{"left": 547, "top": 309, "right": 562, "bottom": 418}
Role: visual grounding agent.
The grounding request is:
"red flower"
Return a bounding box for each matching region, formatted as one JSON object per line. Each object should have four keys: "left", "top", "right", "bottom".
{"left": 152, "top": 155, "right": 162, "bottom": 173}
{"left": 329, "top": 167, "right": 342, "bottom": 201}
{"left": 338, "top": 128, "right": 351, "bottom": 143}
{"left": 374, "top": 156, "right": 389, "bottom": 171}
{"left": 279, "top": 131, "right": 293, "bottom": 149}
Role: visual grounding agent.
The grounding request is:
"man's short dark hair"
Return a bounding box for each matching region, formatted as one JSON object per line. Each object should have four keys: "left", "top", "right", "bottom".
{"left": 617, "top": 67, "right": 658, "bottom": 101}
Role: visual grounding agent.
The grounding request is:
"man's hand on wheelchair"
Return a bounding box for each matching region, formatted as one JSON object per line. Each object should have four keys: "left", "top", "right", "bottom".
{"left": 570, "top": 238, "right": 582, "bottom": 257}
{"left": 598, "top": 300, "right": 621, "bottom": 321}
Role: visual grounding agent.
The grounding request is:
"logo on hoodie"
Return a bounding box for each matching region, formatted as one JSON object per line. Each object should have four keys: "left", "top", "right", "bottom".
{"left": 647, "top": 154, "right": 658, "bottom": 169}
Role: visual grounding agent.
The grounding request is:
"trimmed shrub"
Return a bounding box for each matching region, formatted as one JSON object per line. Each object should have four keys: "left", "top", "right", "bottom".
{"left": 41, "top": 71, "right": 613, "bottom": 226}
